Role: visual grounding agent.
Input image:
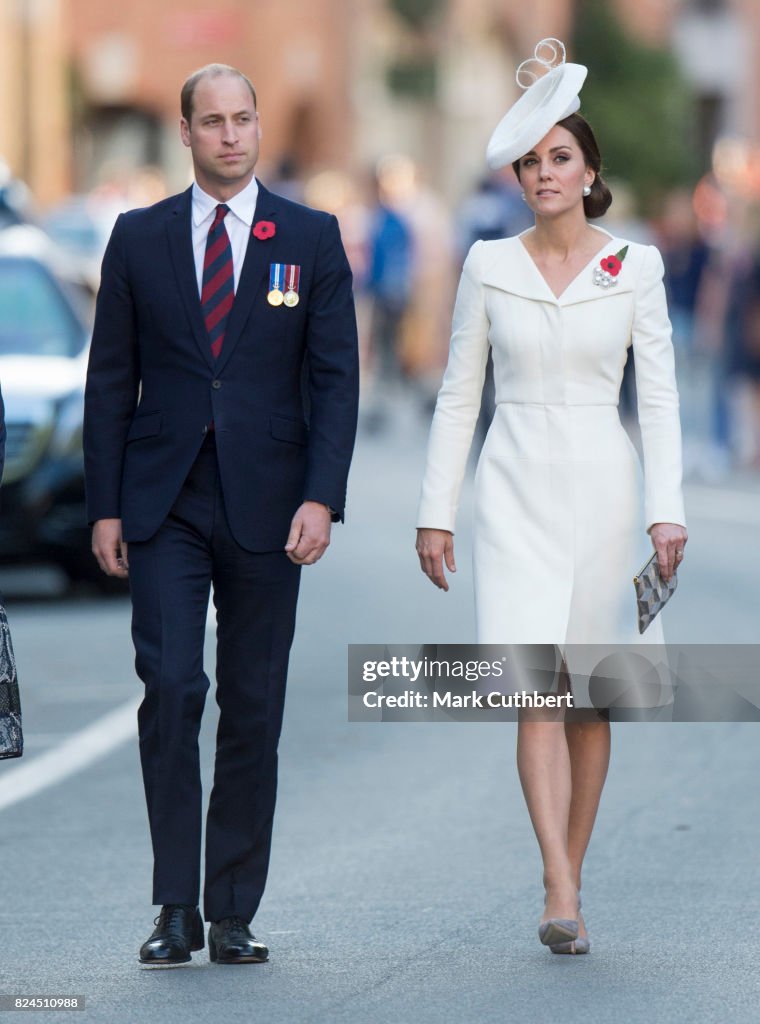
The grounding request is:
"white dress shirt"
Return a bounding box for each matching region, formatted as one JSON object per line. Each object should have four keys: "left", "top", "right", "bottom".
{"left": 191, "top": 176, "right": 260, "bottom": 296}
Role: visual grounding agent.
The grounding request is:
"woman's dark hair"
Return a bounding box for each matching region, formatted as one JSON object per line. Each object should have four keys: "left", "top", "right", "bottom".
{"left": 511, "top": 112, "right": 613, "bottom": 219}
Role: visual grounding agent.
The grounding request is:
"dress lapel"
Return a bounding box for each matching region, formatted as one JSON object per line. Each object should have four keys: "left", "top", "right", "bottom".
{"left": 559, "top": 236, "right": 635, "bottom": 306}
{"left": 213, "top": 180, "right": 277, "bottom": 377}
{"left": 480, "top": 233, "right": 634, "bottom": 306}
{"left": 482, "top": 237, "right": 556, "bottom": 302}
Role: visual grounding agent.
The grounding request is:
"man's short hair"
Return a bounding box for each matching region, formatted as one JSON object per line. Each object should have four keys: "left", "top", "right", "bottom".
{"left": 181, "top": 64, "right": 257, "bottom": 124}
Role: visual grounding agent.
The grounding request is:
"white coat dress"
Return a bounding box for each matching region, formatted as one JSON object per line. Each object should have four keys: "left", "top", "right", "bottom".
{"left": 418, "top": 227, "right": 686, "bottom": 677}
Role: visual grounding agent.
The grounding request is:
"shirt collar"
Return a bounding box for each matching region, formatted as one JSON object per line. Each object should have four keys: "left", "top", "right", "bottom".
{"left": 191, "top": 175, "right": 260, "bottom": 228}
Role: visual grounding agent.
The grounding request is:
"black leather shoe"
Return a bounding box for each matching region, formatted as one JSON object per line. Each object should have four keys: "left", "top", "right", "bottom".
{"left": 208, "top": 917, "right": 269, "bottom": 964}
{"left": 139, "top": 905, "right": 204, "bottom": 966}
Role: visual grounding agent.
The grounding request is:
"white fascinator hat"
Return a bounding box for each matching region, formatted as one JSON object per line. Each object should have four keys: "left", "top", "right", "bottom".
{"left": 486, "top": 38, "right": 587, "bottom": 170}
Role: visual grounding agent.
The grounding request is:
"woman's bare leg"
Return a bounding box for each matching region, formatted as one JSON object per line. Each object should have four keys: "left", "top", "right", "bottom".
{"left": 517, "top": 714, "right": 578, "bottom": 923}
{"left": 563, "top": 718, "right": 611, "bottom": 936}
{"left": 516, "top": 671, "right": 611, "bottom": 935}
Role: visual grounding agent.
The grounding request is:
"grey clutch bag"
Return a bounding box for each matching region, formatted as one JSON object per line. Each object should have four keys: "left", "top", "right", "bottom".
{"left": 633, "top": 551, "right": 678, "bottom": 634}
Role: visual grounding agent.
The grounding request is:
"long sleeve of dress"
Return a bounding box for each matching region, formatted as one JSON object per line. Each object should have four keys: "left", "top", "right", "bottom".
{"left": 631, "top": 245, "right": 687, "bottom": 531}
{"left": 417, "top": 241, "right": 490, "bottom": 532}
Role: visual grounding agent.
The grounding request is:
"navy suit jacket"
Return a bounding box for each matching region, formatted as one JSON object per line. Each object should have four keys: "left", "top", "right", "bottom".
{"left": 0, "top": 382, "right": 5, "bottom": 485}
{"left": 84, "top": 181, "right": 359, "bottom": 551}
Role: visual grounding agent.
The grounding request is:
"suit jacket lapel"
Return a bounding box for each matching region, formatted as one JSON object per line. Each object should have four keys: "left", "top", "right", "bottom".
{"left": 166, "top": 186, "right": 217, "bottom": 372}
{"left": 213, "top": 180, "right": 278, "bottom": 377}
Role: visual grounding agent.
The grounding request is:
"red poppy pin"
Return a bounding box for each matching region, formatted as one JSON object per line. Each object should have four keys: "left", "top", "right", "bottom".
{"left": 252, "top": 220, "right": 276, "bottom": 240}
{"left": 593, "top": 245, "right": 628, "bottom": 289}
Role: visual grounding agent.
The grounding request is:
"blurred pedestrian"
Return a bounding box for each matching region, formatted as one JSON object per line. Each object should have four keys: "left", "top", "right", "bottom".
{"left": 657, "top": 190, "right": 713, "bottom": 468}
{"left": 388, "top": 158, "right": 456, "bottom": 399}
{"left": 659, "top": 190, "right": 710, "bottom": 363}
{"left": 724, "top": 243, "right": 760, "bottom": 468}
{"left": 456, "top": 171, "right": 533, "bottom": 256}
{"left": 362, "top": 169, "right": 414, "bottom": 429}
{"left": 84, "top": 63, "right": 359, "bottom": 967}
{"left": 416, "top": 39, "right": 687, "bottom": 956}
{"left": 268, "top": 154, "right": 305, "bottom": 204}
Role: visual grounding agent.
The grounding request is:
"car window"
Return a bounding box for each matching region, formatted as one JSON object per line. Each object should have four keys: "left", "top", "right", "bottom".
{"left": 0, "top": 257, "right": 87, "bottom": 358}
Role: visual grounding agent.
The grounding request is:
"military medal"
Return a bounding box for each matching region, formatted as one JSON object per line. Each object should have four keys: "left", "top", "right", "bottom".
{"left": 283, "top": 264, "right": 301, "bottom": 307}
{"left": 267, "top": 263, "right": 284, "bottom": 306}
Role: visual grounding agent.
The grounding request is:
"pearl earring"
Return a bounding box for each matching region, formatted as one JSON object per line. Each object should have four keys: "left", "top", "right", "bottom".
{"left": 520, "top": 192, "right": 526, "bottom": 201}
{"left": 583, "top": 185, "right": 592, "bottom": 197}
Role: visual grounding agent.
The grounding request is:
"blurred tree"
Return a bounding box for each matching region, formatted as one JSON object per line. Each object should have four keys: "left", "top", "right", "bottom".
{"left": 386, "top": 0, "right": 444, "bottom": 100}
{"left": 389, "top": 0, "right": 442, "bottom": 30}
{"left": 386, "top": 57, "right": 437, "bottom": 99}
{"left": 573, "top": 0, "right": 698, "bottom": 214}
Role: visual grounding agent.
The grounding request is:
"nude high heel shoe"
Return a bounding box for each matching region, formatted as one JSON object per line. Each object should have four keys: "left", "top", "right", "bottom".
{"left": 538, "top": 888, "right": 579, "bottom": 947}
{"left": 550, "top": 891, "right": 590, "bottom": 954}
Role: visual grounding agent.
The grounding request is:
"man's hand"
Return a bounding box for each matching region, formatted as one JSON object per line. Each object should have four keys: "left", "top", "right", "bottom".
{"left": 416, "top": 528, "right": 456, "bottom": 591}
{"left": 285, "top": 502, "right": 332, "bottom": 565}
{"left": 92, "top": 518, "right": 129, "bottom": 578}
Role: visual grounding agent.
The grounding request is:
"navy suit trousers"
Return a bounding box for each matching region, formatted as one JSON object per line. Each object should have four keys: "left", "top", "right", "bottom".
{"left": 128, "top": 435, "right": 301, "bottom": 922}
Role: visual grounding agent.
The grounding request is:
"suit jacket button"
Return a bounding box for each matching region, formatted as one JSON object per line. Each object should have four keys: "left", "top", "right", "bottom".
{"left": 212, "top": 379, "right": 222, "bottom": 390}
{"left": 201, "top": 425, "right": 208, "bottom": 435}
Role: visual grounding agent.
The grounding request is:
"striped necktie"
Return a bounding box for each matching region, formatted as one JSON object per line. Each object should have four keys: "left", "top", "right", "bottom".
{"left": 201, "top": 203, "right": 234, "bottom": 359}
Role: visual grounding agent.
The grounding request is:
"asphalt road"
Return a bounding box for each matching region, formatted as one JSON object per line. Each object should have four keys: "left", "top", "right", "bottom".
{"left": 1, "top": 400, "right": 759, "bottom": 1023}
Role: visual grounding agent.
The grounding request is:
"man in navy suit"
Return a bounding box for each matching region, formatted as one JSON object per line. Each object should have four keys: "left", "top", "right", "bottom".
{"left": 83, "top": 63, "right": 359, "bottom": 966}
{"left": 0, "top": 383, "right": 5, "bottom": 483}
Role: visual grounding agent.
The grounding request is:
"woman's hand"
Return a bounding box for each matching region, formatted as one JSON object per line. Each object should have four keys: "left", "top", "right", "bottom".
{"left": 649, "top": 522, "right": 688, "bottom": 581}
{"left": 416, "top": 528, "right": 456, "bottom": 591}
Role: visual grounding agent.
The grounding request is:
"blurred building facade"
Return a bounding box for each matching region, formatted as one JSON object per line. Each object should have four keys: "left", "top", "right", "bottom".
{"left": 0, "top": 0, "right": 69, "bottom": 206}
{"left": 1, "top": 0, "right": 760, "bottom": 208}
{"left": 67, "top": 0, "right": 357, "bottom": 192}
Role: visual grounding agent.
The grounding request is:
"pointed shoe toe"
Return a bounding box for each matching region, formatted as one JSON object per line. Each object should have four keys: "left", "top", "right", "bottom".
{"left": 550, "top": 936, "right": 591, "bottom": 954}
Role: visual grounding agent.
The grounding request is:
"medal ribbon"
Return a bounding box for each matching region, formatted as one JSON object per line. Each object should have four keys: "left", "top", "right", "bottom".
{"left": 285, "top": 264, "right": 300, "bottom": 294}
{"left": 269, "top": 263, "right": 283, "bottom": 292}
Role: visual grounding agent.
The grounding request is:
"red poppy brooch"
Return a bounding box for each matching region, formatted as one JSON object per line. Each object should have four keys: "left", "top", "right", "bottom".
{"left": 252, "top": 220, "right": 276, "bottom": 240}
{"left": 593, "top": 245, "right": 628, "bottom": 289}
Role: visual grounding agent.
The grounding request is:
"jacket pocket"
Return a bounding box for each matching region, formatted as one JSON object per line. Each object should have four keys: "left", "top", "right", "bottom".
{"left": 126, "top": 412, "right": 162, "bottom": 442}
{"left": 269, "top": 415, "right": 308, "bottom": 446}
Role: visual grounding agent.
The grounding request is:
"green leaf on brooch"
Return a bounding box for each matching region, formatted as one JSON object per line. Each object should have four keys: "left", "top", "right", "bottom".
{"left": 616, "top": 245, "right": 629, "bottom": 261}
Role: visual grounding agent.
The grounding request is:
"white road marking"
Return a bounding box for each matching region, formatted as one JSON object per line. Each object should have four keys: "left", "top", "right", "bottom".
{"left": 0, "top": 606, "right": 219, "bottom": 812}
{"left": 0, "top": 696, "right": 141, "bottom": 813}
{"left": 18, "top": 733, "right": 79, "bottom": 748}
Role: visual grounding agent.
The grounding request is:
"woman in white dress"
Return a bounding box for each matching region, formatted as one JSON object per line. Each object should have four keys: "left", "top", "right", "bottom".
{"left": 416, "top": 41, "right": 688, "bottom": 954}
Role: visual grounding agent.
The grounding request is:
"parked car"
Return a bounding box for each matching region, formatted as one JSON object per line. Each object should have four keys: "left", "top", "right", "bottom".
{"left": 0, "top": 224, "right": 117, "bottom": 587}
{"left": 0, "top": 159, "right": 37, "bottom": 230}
